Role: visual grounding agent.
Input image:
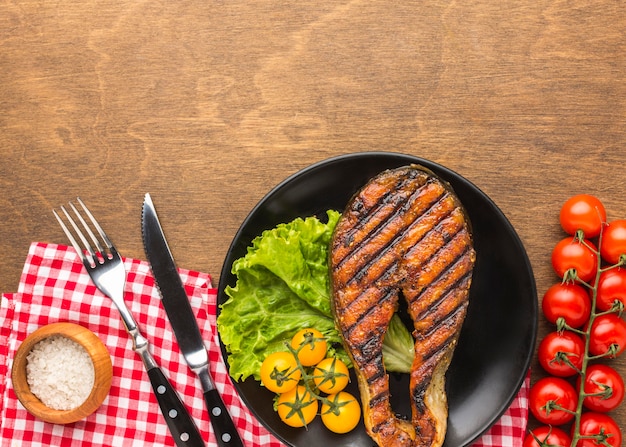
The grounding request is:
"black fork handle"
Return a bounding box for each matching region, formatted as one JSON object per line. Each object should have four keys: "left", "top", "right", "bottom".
{"left": 134, "top": 331, "right": 205, "bottom": 446}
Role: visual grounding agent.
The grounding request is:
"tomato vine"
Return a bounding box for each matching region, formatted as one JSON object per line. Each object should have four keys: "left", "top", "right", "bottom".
{"left": 528, "top": 194, "right": 625, "bottom": 447}
{"left": 259, "top": 328, "right": 362, "bottom": 433}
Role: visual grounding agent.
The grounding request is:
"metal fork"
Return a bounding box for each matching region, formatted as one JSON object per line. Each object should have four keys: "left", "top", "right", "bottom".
{"left": 54, "top": 198, "right": 205, "bottom": 447}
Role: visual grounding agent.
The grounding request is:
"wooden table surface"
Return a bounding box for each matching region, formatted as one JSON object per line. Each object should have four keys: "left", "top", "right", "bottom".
{"left": 2, "top": 0, "right": 625, "bottom": 441}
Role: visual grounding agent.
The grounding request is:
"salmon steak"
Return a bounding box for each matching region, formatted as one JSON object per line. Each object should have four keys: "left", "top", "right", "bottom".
{"left": 330, "top": 165, "right": 476, "bottom": 447}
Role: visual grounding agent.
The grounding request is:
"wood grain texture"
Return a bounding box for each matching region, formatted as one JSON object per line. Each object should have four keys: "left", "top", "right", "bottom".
{"left": 1, "top": 0, "right": 625, "bottom": 437}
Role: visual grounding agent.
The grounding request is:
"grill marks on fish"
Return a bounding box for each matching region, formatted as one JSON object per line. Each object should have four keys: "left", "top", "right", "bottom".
{"left": 331, "top": 165, "right": 475, "bottom": 447}
{"left": 333, "top": 179, "right": 447, "bottom": 280}
{"left": 335, "top": 186, "right": 460, "bottom": 338}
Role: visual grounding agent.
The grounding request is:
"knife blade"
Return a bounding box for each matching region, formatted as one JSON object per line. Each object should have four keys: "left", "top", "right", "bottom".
{"left": 141, "top": 193, "right": 244, "bottom": 447}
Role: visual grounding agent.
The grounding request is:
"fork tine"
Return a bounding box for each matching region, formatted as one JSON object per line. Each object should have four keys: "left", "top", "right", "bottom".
{"left": 59, "top": 204, "right": 99, "bottom": 266}
{"left": 53, "top": 207, "right": 93, "bottom": 265}
{"left": 76, "top": 197, "right": 115, "bottom": 253}
{"left": 69, "top": 200, "right": 106, "bottom": 255}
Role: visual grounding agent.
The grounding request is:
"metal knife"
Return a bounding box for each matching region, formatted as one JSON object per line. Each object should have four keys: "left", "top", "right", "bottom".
{"left": 141, "top": 193, "right": 244, "bottom": 447}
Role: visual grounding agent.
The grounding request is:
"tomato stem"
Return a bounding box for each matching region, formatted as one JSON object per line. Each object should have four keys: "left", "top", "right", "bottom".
{"left": 529, "top": 426, "right": 567, "bottom": 447}
{"left": 550, "top": 351, "right": 582, "bottom": 375}
{"left": 582, "top": 381, "right": 614, "bottom": 400}
{"left": 562, "top": 268, "right": 581, "bottom": 284}
{"left": 276, "top": 386, "right": 317, "bottom": 429}
{"left": 320, "top": 393, "right": 352, "bottom": 416}
{"left": 578, "top": 431, "right": 616, "bottom": 447}
{"left": 543, "top": 399, "right": 578, "bottom": 416}
{"left": 283, "top": 340, "right": 344, "bottom": 407}
{"left": 558, "top": 320, "right": 586, "bottom": 336}
{"left": 568, "top": 224, "right": 609, "bottom": 447}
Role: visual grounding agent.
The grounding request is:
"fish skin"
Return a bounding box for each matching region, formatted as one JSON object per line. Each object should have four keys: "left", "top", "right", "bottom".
{"left": 330, "top": 165, "right": 475, "bottom": 447}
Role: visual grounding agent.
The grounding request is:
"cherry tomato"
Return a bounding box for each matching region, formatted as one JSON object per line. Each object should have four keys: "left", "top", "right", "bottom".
{"left": 601, "top": 219, "right": 626, "bottom": 265}
{"left": 523, "top": 425, "right": 571, "bottom": 447}
{"left": 575, "top": 412, "right": 622, "bottom": 447}
{"left": 291, "top": 328, "right": 328, "bottom": 366}
{"left": 313, "top": 357, "right": 350, "bottom": 394}
{"left": 588, "top": 313, "right": 626, "bottom": 358}
{"left": 597, "top": 268, "right": 626, "bottom": 312}
{"left": 320, "top": 391, "right": 361, "bottom": 434}
{"left": 552, "top": 237, "right": 598, "bottom": 283}
{"left": 578, "top": 364, "right": 625, "bottom": 413}
{"left": 560, "top": 194, "right": 607, "bottom": 238}
{"left": 542, "top": 282, "right": 592, "bottom": 328}
{"left": 529, "top": 377, "right": 578, "bottom": 425}
{"left": 537, "top": 331, "right": 585, "bottom": 377}
{"left": 276, "top": 385, "right": 318, "bottom": 428}
{"left": 259, "top": 351, "right": 301, "bottom": 394}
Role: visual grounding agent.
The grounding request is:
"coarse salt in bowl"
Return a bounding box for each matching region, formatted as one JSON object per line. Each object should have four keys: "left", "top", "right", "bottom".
{"left": 12, "top": 322, "right": 113, "bottom": 424}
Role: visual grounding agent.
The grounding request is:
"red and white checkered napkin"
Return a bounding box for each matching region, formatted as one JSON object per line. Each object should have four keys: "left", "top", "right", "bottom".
{"left": 0, "top": 242, "right": 281, "bottom": 447}
{"left": 0, "top": 242, "right": 529, "bottom": 447}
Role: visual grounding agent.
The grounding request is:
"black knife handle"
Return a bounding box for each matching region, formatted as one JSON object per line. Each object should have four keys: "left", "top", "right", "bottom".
{"left": 147, "top": 367, "right": 206, "bottom": 447}
{"left": 204, "top": 389, "right": 244, "bottom": 447}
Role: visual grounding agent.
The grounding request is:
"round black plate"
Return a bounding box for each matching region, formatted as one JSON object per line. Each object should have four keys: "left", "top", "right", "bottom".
{"left": 217, "top": 152, "right": 537, "bottom": 447}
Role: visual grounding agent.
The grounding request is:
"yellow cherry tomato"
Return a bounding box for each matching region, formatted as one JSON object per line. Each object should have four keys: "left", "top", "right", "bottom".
{"left": 321, "top": 391, "right": 361, "bottom": 434}
{"left": 276, "top": 385, "right": 319, "bottom": 428}
{"left": 291, "top": 328, "right": 327, "bottom": 366}
{"left": 313, "top": 357, "right": 350, "bottom": 394}
{"left": 260, "top": 351, "right": 301, "bottom": 394}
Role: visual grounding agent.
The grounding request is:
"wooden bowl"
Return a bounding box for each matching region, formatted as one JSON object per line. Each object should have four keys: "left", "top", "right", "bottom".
{"left": 11, "top": 322, "right": 113, "bottom": 424}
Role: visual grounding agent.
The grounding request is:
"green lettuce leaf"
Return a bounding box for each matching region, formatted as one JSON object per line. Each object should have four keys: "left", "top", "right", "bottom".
{"left": 217, "top": 210, "right": 346, "bottom": 382}
{"left": 383, "top": 314, "right": 415, "bottom": 373}
{"left": 217, "top": 209, "right": 415, "bottom": 382}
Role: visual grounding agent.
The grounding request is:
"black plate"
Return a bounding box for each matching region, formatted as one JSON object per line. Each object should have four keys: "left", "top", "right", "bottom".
{"left": 217, "top": 152, "right": 537, "bottom": 447}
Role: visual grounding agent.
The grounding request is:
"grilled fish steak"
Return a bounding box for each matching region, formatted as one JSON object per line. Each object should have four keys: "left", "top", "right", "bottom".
{"left": 330, "top": 165, "right": 475, "bottom": 447}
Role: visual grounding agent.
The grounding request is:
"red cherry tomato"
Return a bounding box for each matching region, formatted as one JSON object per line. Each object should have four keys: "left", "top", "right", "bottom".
{"left": 538, "top": 331, "right": 585, "bottom": 377}
{"left": 578, "top": 364, "right": 625, "bottom": 413}
{"left": 542, "top": 282, "right": 592, "bottom": 328}
{"left": 588, "top": 313, "right": 626, "bottom": 358}
{"left": 560, "top": 194, "right": 607, "bottom": 238}
{"left": 601, "top": 219, "right": 626, "bottom": 265}
{"left": 529, "top": 377, "right": 578, "bottom": 425}
{"left": 597, "top": 268, "right": 626, "bottom": 312}
{"left": 524, "top": 425, "right": 572, "bottom": 447}
{"left": 552, "top": 237, "right": 598, "bottom": 283}
{"left": 575, "top": 412, "right": 622, "bottom": 447}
